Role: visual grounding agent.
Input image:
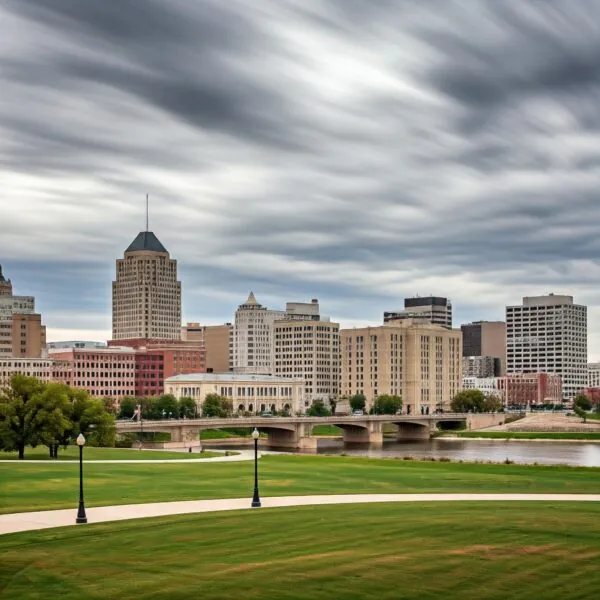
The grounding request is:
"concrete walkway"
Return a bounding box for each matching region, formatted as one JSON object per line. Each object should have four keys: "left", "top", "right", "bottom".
{"left": 0, "top": 450, "right": 274, "bottom": 465}
{"left": 2, "top": 494, "right": 599, "bottom": 536}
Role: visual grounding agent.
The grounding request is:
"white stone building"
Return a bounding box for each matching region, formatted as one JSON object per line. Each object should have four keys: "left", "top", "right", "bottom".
{"left": 506, "top": 294, "right": 587, "bottom": 399}
{"left": 165, "top": 372, "right": 303, "bottom": 415}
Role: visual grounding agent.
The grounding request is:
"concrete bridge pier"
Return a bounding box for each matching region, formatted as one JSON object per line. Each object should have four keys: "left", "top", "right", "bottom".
{"left": 396, "top": 422, "right": 432, "bottom": 441}
{"left": 265, "top": 424, "right": 318, "bottom": 450}
{"left": 341, "top": 422, "right": 383, "bottom": 445}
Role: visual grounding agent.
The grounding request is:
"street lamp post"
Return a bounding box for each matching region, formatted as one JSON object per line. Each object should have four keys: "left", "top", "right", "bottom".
{"left": 76, "top": 433, "right": 87, "bottom": 524}
{"left": 251, "top": 428, "right": 261, "bottom": 508}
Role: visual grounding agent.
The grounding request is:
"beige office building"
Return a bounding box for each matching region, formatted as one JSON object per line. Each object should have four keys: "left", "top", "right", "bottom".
{"left": 182, "top": 322, "right": 232, "bottom": 372}
{"left": 341, "top": 320, "right": 462, "bottom": 415}
{"left": 274, "top": 319, "right": 340, "bottom": 411}
{"left": 0, "top": 266, "right": 46, "bottom": 358}
{"left": 112, "top": 231, "right": 181, "bottom": 341}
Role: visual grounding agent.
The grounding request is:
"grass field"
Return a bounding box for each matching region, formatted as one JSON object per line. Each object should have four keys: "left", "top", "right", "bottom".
{"left": 1, "top": 502, "right": 599, "bottom": 600}
{"left": 2, "top": 454, "right": 600, "bottom": 514}
{"left": 447, "top": 431, "right": 600, "bottom": 440}
{"left": 0, "top": 446, "right": 221, "bottom": 461}
{"left": 311, "top": 424, "right": 342, "bottom": 436}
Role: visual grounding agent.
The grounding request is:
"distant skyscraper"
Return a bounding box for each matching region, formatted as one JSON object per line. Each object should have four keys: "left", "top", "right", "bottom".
{"left": 384, "top": 296, "right": 452, "bottom": 329}
{"left": 112, "top": 230, "right": 181, "bottom": 341}
{"left": 506, "top": 294, "right": 587, "bottom": 400}
{"left": 0, "top": 265, "right": 46, "bottom": 358}
{"left": 461, "top": 320, "right": 506, "bottom": 375}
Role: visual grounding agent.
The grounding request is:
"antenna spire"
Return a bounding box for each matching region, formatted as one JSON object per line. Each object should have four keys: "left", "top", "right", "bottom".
{"left": 145, "top": 194, "right": 149, "bottom": 232}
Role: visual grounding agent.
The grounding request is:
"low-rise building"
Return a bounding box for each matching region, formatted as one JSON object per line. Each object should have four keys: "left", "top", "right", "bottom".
{"left": 165, "top": 373, "right": 304, "bottom": 415}
{"left": 462, "top": 376, "right": 503, "bottom": 400}
{"left": 48, "top": 346, "right": 136, "bottom": 399}
{"left": 0, "top": 357, "right": 71, "bottom": 389}
{"left": 182, "top": 323, "right": 232, "bottom": 373}
{"left": 497, "top": 373, "right": 563, "bottom": 408}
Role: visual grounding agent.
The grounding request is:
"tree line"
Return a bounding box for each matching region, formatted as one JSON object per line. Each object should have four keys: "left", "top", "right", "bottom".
{"left": 0, "top": 375, "right": 115, "bottom": 460}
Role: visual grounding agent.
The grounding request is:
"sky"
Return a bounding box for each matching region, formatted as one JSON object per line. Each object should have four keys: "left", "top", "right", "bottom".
{"left": 1, "top": 0, "right": 600, "bottom": 358}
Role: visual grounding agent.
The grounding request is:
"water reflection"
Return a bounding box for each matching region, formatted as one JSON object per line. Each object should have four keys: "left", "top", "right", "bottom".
{"left": 207, "top": 438, "right": 600, "bottom": 467}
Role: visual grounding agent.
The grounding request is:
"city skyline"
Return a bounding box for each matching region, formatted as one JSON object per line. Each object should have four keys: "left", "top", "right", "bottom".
{"left": 2, "top": 1, "right": 600, "bottom": 357}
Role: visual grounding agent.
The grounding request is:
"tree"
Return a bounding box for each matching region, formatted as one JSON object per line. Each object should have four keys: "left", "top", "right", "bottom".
{"left": 156, "top": 394, "right": 179, "bottom": 419}
{"left": 574, "top": 394, "right": 592, "bottom": 412}
{"left": 349, "top": 394, "right": 366, "bottom": 413}
{"left": 307, "top": 399, "right": 331, "bottom": 417}
{"left": 329, "top": 397, "right": 338, "bottom": 415}
{"left": 46, "top": 388, "right": 116, "bottom": 457}
{"left": 451, "top": 389, "right": 486, "bottom": 413}
{"left": 201, "top": 394, "right": 231, "bottom": 417}
{"left": 118, "top": 397, "right": 136, "bottom": 419}
{"left": 37, "top": 383, "right": 72, "bottom": 458}
{"left": 179, "top": 397, "right": 197, "bottom": 419}
{"left": 484, "top": 395, "right": 503, "bottom": 413}
{"left": 373, "top": 394, "right": 402, "bottom": 415}
{"left": 574, "top": 405, "right": 588, "bottom": 423}
{"left": 0, "top": 375, "right": 55, "bottom": 459}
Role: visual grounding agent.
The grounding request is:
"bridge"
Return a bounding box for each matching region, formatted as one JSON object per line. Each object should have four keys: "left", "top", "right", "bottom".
{"left": 115, "top": 413, "right": 504, "bottom": 450}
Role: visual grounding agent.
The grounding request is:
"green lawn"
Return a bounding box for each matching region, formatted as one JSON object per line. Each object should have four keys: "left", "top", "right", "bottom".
{"left": 311, "top": 424, "right": 343, "bottom": 436}
{"left": 447, "top": 431, "right": 600, "bottom": 441}
{"left": 2, "top": 454, "right": 600, "bottom": 514}
{"left": 1, "top": 503, "right": 599, "bottom": 600}
{"left": 0, "top": 446, "right": 221, "bottom": 461}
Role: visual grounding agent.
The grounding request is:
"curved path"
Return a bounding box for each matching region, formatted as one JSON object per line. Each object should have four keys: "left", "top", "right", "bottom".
{"left": 0, "top": 450, "right": 274, "bottom": 464}
{"left": 2, "top": 493, "right": 599, "bottom": 536}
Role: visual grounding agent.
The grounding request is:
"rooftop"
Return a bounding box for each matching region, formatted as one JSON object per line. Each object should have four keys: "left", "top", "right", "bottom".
{"left": 125, "top": 231, "right": 168, "bottom": 254}
{"left": 165, "top": 372, "right": 303, "bottom": 383}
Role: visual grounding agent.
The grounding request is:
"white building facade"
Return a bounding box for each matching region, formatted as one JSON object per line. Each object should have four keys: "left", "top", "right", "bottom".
{"left": 506, "top": 294, "right": 587, "bottom": 400}
{"left": 588, "top": 363, "right": 600, "bottom": 388}
{"left": 165, "top": 373, "right": 303, "bottom": 415}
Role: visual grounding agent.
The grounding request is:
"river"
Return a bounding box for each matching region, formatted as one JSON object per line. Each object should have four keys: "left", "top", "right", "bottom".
{"left": 204, "top": 438, "right": 600, "bottom": 467}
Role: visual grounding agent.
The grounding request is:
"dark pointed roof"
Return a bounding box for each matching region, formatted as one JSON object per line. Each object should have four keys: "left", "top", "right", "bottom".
{"left": 0, "top": 264, "right": 6, "bottom": 282}
{"left": 125, "top": 232, "right": 168, "bottom": 253}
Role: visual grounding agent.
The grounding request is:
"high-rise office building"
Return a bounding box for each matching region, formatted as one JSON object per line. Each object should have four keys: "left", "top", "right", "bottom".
{"left": 112, "top": 230, "right": 181, "bottom": 341}
{"left": 0, "top": 265, "right": 46, "bottom": 358}
{"left": 461, "top": 320, "right": 506, "bottom": 375}
{"left": 384, "top": 296, "right": 452, "bottom": 329}
{"left": 506, "top": 294, "right": 587, "bottom": 400}
{"left": 341, "top": 320, "right": 462, "bottom": 415}
{"left": 274, "top": 318, "right": 340, "bottom": 410}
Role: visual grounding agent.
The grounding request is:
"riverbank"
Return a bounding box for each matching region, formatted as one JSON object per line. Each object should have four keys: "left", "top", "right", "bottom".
{"left": 2, "top": 454, "right": 600, "bottom": 515}
{"left": 440, "top": 432, "right": 600, "bottom": 442}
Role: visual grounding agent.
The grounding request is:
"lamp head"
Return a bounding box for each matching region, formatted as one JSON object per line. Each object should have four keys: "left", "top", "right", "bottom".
{"left": 76, "top": 433, "right": 86, "bottom": 447}
{"left": 252, "top": 428, "right": 259, "bottom": 440}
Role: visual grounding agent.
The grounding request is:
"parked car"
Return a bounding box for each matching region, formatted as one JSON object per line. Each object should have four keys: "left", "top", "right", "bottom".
{"left": 261, "top": 411, "right": 273, "bottom": 417}
{"left": 353, "top": 410, "right": 364, "bottom": 416}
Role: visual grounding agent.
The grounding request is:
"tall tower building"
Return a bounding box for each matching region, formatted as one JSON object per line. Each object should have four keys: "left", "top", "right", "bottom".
{"left": 384, "top": 296, "right": 452, "bottom": 329}
{"left": 506, "top": 294, "right": 587, "bottom": 400}
{"left": 232, "top": 292, "right": 284, "bottom": 375}
{"left": 112, "top": 230, "right": 181, "bottom": 341}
